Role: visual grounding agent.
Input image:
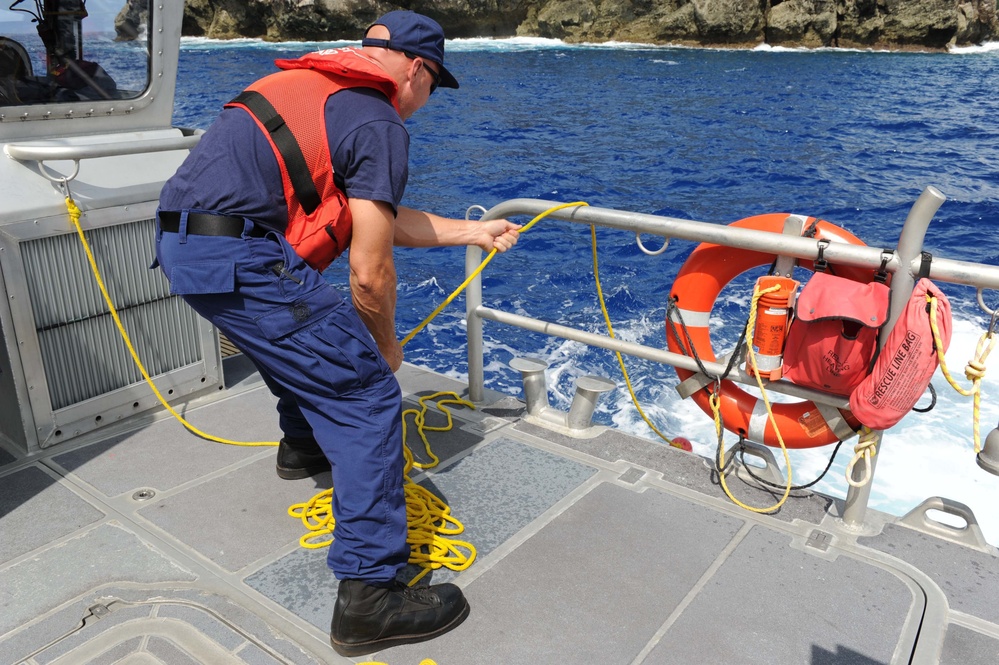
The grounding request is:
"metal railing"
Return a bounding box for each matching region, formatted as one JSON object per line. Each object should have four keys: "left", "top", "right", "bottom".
{"left": 463, "top": 187, "right": 999, "bottom": 528}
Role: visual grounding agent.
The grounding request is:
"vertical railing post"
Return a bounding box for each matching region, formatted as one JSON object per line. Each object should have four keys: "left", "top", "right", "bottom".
{"left": 842, "top": 186, "right": 946, "bottom": 529}
{"left": 466, "top": 245, "right": 485, "bottom": 403}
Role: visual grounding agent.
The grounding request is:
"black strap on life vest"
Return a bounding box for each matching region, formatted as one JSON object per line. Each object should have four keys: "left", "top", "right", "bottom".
{"left": 229, "top": 90, "right": 321, "bottom": 215}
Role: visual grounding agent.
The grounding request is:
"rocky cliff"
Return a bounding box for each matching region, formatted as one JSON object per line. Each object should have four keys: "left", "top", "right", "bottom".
{"left": 118, "top": 0, "right": 998, "bottom": 50}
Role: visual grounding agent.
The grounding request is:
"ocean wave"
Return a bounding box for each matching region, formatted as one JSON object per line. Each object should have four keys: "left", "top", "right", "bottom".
{"left": 948, "top": 41, "right": 999, "bottom": 54}
{"left": 179, "top": 34, "right": 999, "bottom": 57}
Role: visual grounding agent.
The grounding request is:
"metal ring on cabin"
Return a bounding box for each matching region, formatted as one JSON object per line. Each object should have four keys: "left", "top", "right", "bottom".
{"left": 37, "top": 158, "right": 81, "bottom": 187}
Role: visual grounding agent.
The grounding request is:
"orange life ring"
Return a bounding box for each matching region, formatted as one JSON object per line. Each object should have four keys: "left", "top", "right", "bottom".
{"left": 667, "top": 213, "right": 870, "bottom": 448}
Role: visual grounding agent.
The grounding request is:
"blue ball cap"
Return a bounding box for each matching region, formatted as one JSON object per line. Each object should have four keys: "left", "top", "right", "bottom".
{"left": 361, "top": 10, "right": 459, "bottom": 90}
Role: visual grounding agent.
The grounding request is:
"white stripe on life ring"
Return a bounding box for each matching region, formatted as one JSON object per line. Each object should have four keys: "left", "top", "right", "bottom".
{"left": 748, "top": 398, "right": 769, "bottom": 442}
{"left": 668, "top": 308, "right": 711, "bottom": 328}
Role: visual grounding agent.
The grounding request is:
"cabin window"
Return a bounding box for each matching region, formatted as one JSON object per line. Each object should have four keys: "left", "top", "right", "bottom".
{"left": 0, "top": 1, "right": 150, "bottom": 107}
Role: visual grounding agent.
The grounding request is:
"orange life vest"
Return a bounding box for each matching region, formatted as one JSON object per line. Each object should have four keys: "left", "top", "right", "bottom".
{"left": 225, "top": 47, "right": 401, "bottom": 271}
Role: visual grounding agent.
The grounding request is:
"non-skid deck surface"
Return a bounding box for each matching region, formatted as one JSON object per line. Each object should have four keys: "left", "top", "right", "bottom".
{"left": 2, "top": 359, "right": 998, "bottom": 664}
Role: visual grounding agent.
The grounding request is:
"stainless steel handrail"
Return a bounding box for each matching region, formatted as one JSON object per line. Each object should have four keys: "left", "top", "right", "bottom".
{"left": 4, "top": 132, "right": 202, "bottom": 162}
{"left": 465, "top": 187, "right": 999, "bottom": 529}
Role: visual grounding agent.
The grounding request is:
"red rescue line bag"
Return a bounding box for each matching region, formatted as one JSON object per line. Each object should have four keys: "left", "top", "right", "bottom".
{"left": 781, "top": 272, "right": 890, "bottom": 395}
{"left": 849, "top": 278, "right": 952, "bottom": 430}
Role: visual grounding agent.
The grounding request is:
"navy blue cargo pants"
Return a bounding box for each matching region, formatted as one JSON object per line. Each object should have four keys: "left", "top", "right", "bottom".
{"left": 155, "top": 210, "right": 409, "bottom": 583}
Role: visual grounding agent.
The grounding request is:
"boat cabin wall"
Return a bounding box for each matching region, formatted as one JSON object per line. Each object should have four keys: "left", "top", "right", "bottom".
{"left": 0, "top": 2, "right": 181, "bottom": 141}
{"left": 0, "top": 2, "right": 222, "bottom": 456}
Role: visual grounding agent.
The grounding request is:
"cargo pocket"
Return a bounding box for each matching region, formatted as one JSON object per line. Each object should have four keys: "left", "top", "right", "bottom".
{"left": 308, "top": 302, "right": 391, "bottom": 396}
{"left": 169, "top": 261, "right": 235, "bottom": 295}
{"left": 254, "top": 284, "right": 338, "bottom": 341}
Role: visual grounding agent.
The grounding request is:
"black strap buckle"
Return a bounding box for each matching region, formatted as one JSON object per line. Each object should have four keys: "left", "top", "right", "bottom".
{"left": 814, "top": 239, "right": 830, "bottom": 273}
{"left": 873, "top": 249, "right": 893, "bottom": 284}
{"left": 916, "top": 251, "right": 933, "bottom": 280}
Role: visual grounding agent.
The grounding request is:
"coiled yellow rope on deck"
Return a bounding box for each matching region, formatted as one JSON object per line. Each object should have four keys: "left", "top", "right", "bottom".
{"left": 288, "top": 392, "right": 477, "bottom": 585}
{"left": 713, "top": 281, "right": 794, "bottom": 513}
{"left": 928, "top": 295, "right": 995, "bottom": 453}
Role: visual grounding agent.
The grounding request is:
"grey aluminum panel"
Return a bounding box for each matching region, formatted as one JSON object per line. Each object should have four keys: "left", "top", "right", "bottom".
{"left": 940, "top": 624, "right": 999, "bottom": 664}
{"left": 859, "top": 523, "right": 999, "bottom": 623}
{"left": 414, "top": 436, "right": 599, "bottom": 576}
{"left": 0, "top": 465, "right": 105, "bottom": 561}
{"left": 51, "top": 386, "right": 279, "bottom": 497}
{"left": 645, "top": 525, "right": 919, "bottom": 664}
{"left": 20, "top": 217, "right": 201, "bottom": 411}
{"left": 514, "top": 419, "right": 834, "bottom": 524}
{"left": 0, "top": 589, "right": 325, "bottom": 665}
{"left": 384, "top": 482, "right": 746, "bottom": 664}
{"left": 137, "top": 456, "right": 328, "bottom": 573}
{"left": 0, "top": 523, "right": 197, "bottom": 638}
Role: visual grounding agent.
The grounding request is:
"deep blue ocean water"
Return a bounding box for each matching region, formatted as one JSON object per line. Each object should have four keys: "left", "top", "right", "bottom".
{"left": 173, "top": 37, "right": 999, "bottom": 540}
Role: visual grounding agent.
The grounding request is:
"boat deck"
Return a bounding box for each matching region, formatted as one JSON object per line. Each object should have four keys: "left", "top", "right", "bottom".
{"left": 3, "top": 354, "right": 999, "bottom": 665}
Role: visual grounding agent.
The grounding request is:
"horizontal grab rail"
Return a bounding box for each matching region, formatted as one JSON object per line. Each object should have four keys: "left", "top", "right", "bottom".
{"left": 480, "top": 198, "right": 999, "bottom": 290}
{"left": 4, "top": 132, "right": 202, "bottom": 163}
{"left": 476, "top": 306, "right": 851, "bottom": 410}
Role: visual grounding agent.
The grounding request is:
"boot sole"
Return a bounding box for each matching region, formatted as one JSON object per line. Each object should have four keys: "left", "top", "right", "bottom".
{"left": 275, "top": 463, "right": 330, "bottom": 480}
{"left": 329, "top": 597, "right": 470, "bottom": 657}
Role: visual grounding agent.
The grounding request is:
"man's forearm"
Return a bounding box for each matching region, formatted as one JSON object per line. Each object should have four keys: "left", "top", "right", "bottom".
{"left": 350, "top": 263, "right": 401, "bottom": 368}
{"left": 393, "top": 206, "right": 476, "bottom": 247}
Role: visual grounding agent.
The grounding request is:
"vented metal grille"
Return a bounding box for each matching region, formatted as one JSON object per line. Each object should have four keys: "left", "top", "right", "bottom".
{"left": 20, "top": 217, "right": 204, "bottom": 411}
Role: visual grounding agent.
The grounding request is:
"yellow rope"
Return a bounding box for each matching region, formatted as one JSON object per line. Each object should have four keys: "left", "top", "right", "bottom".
{"left": 360, "top": 660, "right": 439, "bottom": 665}
{"left": 288, "top": 392, "right": 477, "bottom": 585}
{"left": 65, "top": 195, "right": 472, "bottom": 586}
{"left": 403, "top": 391, "right": 474, "bottom": 469}
{"left": 845, "top": 426, "right": 878, "bottom": 487}
{"left": 400, "top": 201, "right": 590, "bottom": 347}
{"left": 928, "top": 295, "right": 995, "bottom": 453}
{"left": 297, "top": 201, "right": 590, "bottom": 582}
{"left": 714, "top": 281, "right": 794, "bottom": 513}
{"left": 64, "top": 196, "right": 276, "bottom": 447}
{"left": 589, "top": 224, "right": 680, "bottom": 448}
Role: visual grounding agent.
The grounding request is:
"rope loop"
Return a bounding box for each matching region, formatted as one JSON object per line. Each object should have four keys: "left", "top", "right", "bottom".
{"left": 846, "top": 427, "right": 878, "bottom": 488}
{"left": 930, "top": 294, "right": 995, "bottom": 452}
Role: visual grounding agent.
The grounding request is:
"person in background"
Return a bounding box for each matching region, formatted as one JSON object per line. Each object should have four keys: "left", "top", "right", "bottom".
{"left": 154, "top": 10, "right": 519, "bottom": 656}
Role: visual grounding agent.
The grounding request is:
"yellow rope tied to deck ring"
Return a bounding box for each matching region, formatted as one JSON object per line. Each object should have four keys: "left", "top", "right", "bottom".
{"left": 63, "top": 196, "right": 275, "bottom": 447}
{"left": 63, "top": 193, "right": 473, "bottom": 585}
{"left": 928, "top": 294, "right": 996, "bottom": 453}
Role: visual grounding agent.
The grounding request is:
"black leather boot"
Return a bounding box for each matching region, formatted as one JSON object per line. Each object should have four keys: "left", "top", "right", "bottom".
{"left": 329, "top": 579, "right": 470, "bottom": 656}
{"left": 275, "top": 436, "right": 330, "bottom": 480}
